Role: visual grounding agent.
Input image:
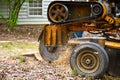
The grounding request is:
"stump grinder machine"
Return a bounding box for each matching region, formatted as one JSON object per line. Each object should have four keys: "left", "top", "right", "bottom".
{"left": 38, "top": 0, "right": 120, "bottom": 78}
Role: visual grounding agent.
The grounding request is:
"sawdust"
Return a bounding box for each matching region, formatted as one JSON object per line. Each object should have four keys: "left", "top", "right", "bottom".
{"left": 54, "top": 46, "right": 73, "bottom": 68}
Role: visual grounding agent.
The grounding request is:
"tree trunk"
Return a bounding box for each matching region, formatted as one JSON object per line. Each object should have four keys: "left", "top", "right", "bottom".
{"left": 7, "top": 0, "right": 25, "bottom": 30}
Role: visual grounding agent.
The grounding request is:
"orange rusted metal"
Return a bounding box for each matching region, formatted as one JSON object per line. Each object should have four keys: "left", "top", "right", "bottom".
{"left": 68, "top": 24, "right": 98, "bottom": 31}
{"left": 44, "top": 25, "right": 52, "bottom": 45}
{"left": 44, "top": 24, "right": 99, "bottom": 46}
{"left": 44, "top": 22, "right": 120, "bottom": 46}
{"left": 104, "top": 15, "right": 114, "bottom": 24}
{"left": 105, "top": 41, "right": 120, "bottom": 49}
{"left": 116, "top": 18, "right": 120, "bottom": 26}
{"left": 44, "top": 25, "right": 68, "bottom": 46}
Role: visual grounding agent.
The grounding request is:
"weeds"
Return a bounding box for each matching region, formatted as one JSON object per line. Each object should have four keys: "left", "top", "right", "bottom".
{"left": 19, "top": 56, "right": 26, "bottom": 63}
{"left": 72, "top": 67, "right": 78, "bottom": 76}
{"left": 0, "top": 41, "right": 38, "bottom": 55}
{"left": 0, "top": 66, "right": 8, "bottom": 70}
{"left": 104, "top": 75, "right": 120, "bottom": 80}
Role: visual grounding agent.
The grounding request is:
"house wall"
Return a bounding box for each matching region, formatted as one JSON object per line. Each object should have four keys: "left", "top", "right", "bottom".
{"left": 0, "top": 2, "right": 9, "bottom": 18}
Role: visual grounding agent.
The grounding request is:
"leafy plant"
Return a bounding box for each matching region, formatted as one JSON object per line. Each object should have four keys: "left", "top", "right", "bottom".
{"left": 19, "top": 56, "right": 26, "bottom": 63}
{"left": 0, "top": 66, "right": 8, "bottom": 70}
{"left": 72, "top": 67, "right": 78, "bottom": 76}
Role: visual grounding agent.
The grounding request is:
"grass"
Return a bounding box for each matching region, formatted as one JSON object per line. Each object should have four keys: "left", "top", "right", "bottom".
{"left": 0, "top": 41, "right": 39, "bottom": 56}
{"left": 0, "top": 41, "right": 39, "bottom": 64}
{"left": 72, "top": 67, "right": 78, "bottom": 76}
{"left": 0, "top": 65, "right": 8, "bottom": 70}
{"left": 104, "top": 75, "right": 120, "bottom": 80}
{"left": 17, "top": 55, "right": 26, "bottom": 63}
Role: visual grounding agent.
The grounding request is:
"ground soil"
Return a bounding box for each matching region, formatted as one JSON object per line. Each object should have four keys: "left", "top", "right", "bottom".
{"left": 0, "top": 25, "right": 119, "bottom": 80}
{"left": 0, "top": 25, "right": 85, "bottom": 80}
{"left": 0, "top": 25, "right": 44, "bottom": 41}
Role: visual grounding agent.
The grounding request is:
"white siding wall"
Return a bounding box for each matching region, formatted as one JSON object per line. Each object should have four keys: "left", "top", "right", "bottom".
{"left": 42, "top": 0, "right": 54, "bottom": 18}
{"left": 0, "top": 2, "right": 9, "bottom": 18}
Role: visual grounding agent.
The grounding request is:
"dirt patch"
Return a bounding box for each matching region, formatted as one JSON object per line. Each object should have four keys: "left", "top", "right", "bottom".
{"left": 0, "top": 55, "right": 87, "bottom": 80}
{"left": 0, "top": 25, "right": 44, "bottom": 41}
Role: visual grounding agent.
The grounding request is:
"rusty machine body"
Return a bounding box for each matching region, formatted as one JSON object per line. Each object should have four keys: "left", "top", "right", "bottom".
{"left": 38, "top": 0, "right": 120, "bottom": 78}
